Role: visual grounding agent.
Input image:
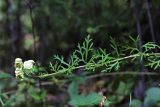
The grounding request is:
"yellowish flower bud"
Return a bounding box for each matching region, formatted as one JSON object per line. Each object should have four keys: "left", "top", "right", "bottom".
{"left": 23, "top": 60, "right": 35, "bottom": 69}
{"left": 14, "top": 58, "right": 24, "bottom": 80}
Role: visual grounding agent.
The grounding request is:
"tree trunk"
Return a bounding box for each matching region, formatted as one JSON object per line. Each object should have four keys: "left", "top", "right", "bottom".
{"left": 132, "top": 0, "right": 145, "bottom": 104}
{"left": 145, "top": 0, "right": 156, "bottom": 43}
{"left": 8, "top": 0, "right": 22, "bottom": 58}
{"left": 6, "top": 0, "right": 22, "bottom": 75}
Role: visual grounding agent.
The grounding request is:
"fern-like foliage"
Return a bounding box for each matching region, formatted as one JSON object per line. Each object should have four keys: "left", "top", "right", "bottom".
{"left": 33, "top": 35, "right": 160, "bottom": 78}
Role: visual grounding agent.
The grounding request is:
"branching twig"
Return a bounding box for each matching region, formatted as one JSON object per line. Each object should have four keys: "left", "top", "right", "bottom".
{"left": 38, "top": 53, "right": 160, "bottom": 78}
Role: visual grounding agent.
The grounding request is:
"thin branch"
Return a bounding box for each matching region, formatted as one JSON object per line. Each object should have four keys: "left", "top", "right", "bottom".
{"left": 87, "top": 72, "right": 160, "bottom": 79}
{"left": 33, "top": 71, "right": 160, "bottom": 86}
{"left": 4, "top": 90, "right": 16, "bottom": 95}
{"left": 38, "top": 53, "right": 160, "bottom": 78}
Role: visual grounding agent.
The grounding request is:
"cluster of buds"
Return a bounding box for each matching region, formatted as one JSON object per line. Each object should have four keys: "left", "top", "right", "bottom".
{"left": 14, "top": 58, "right": 35, "bottom": 80}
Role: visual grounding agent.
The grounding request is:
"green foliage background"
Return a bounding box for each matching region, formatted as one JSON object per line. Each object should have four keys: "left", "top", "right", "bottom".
{"left": 0, "top": 0, "right": 160, "bottom": 107}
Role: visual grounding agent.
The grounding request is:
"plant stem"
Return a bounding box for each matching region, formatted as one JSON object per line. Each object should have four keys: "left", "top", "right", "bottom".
{"left": 38, "top": 52, "right": 160, "bottom": 78}
{"left": 0, "top": 97, "right": 4, "bottom": 107}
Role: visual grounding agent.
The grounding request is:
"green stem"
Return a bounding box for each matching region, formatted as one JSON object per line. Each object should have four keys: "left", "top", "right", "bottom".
{"left": 0, "top": 97, "right": 4, "bottom": 107}
{"left": 38, "top": 53, "right": 160, "bottom": 78}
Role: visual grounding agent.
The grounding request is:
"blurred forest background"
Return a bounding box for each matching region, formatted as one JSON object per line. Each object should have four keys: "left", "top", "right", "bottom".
{"left": 0, "top": 0, "right": 160, "bottom": 107}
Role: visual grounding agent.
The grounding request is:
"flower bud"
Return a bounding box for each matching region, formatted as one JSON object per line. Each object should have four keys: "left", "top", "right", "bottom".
{"left": 14, "top": 58, "right": 24, "bottom": 80}
{"left": 23, "top": 60, "right": 35, "bottom": 69}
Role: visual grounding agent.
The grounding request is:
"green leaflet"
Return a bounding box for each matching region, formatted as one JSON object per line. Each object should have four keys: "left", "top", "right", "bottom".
{"left": 69, "top": 92, "right": 102, "bottom": 106}
{"left": 144, "top": 87, "right": 160, "bottom": 107}
{"left": 0, "top": 72, "right": 12, "bottom": 79}
{"left": 68, "top": 77, "right": 110, "bottom": 106}
{"left": 130, "top": 99, "right": 142, "bottom": 107}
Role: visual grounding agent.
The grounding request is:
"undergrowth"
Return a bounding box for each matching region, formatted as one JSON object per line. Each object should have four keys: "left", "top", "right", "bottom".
{"left": 34, "top": 35, "right": 160, "bottom": 78}
{"left": 13, "top": 35, "right": 160, "bottom": 107}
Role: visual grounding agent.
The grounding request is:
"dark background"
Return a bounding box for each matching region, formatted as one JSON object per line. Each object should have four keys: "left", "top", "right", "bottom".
{"left": 0, "top": 0, "right": 160, "bottom": 106}
{"left": 1, "top": 0, "right": 160, "bottom": 71}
